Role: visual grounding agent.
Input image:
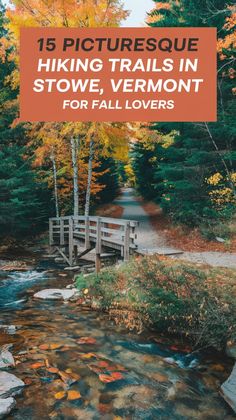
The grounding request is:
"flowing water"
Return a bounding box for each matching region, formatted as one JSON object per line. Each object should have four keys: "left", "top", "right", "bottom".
{"left": 0, "top": 266, "right": 235, "bottom": 419}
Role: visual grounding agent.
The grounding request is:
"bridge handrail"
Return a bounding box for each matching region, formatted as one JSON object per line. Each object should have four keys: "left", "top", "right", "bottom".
{"left": 49, "top": 215, "right": 138, "bottom": 265}
{"left": 49, "top": 215, "right": 138, "bottom": 227}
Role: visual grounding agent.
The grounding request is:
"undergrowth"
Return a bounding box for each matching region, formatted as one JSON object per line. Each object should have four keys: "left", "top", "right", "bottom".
{"left": 76, "top": 256, "right": 236, "bottom": 351}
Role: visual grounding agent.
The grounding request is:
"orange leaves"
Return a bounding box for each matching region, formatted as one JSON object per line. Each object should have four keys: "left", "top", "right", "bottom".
{"left": 38, "top": 343, "right": 62, "bottom": 351}
{"left": 47, "top": 367, "right": 59, "bottom": 374}
{"left": 98, "top": 372, "right": 123, "bottom": 383}
{"left": 78, "top": 352, "right": 126, "bottom": 384}
{"left": 77, "top": 337, "right": 96, "bottom": 345}
{"left": 54, "top": 389, "right": 81, "bottom": 401}
{"left": 57, "top": 370, "right": 80, "bottom": 386}
{"left": 98, "top": 374, "right": 116, "bottom": 383}
{"left": 97, "top": 361, "right": 109, "bottom": 368}
{"left": 30, "top": 362, "right": 45, "bottom": 369}
{"left": 67, "top": 390, "right": 81, "bottom": 400}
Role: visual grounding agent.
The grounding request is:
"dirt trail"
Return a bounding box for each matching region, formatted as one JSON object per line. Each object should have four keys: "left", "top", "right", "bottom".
{"left": 114, "top": 188, "right": 236, "bottom": 269}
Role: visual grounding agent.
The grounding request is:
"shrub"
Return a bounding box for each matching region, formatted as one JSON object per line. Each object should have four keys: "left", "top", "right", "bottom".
{"left": 76, "top": 256, "right": 236, "bottom": 350}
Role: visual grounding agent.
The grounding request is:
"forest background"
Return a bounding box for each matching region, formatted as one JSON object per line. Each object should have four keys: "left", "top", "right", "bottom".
{"left": 0, "top": 0, "right": 235, "bottom": 245}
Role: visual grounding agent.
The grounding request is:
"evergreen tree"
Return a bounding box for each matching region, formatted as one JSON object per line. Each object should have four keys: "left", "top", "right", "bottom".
{"left": 0, "top": 2, "right": 50, "bottom": 238}
{"left": 133, "top": 0, "right": 236, "bottom": 231}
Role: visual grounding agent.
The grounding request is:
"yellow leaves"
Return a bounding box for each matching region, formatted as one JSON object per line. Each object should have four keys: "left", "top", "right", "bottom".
{"left": 206, "top": 172, "right": 223, "bottom": 186}
{"left": 206, "top": 172, "right": 236, "bottom": 207}
{"left": 54, "top": 389, "right": 81, "bottom": 401}
{"left": 124, "top": 163, "right": 136, "bottom": 185}
{"left": 79, "top": 352, "right": 96, "bottom": 359}
{"left": 54, "top": 391, "right": 66, "bottom": 400}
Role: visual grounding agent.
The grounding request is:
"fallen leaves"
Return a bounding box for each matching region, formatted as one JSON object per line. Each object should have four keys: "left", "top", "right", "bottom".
{"left": 54, "top": 389, "right": 82, "bottom": 401}
{"left": 54, "top": 391, "right": 66, "bottom": 400}
{"left": 98, "top": 372, "right": 124, "bottom": 383}
{"left": 38, "top": 343, "right": 63, "bottom": 351}
{"left": 47, "top": 367, "right": 59, "bottom": 374}
{"left": 57, "top": 370, "right": 80, "bottom": 386}
{"left": 30, "top": 362, "right": 45, "bottom": 369}
{"left": 98, "top": 374, "right": 116, "bottom": 383}
{"left": 79, "top": 352, "right": 96, "bottom": 359}
{"left": 77, "top": 337, "right": 96, "bottom": 345}
{"left": 67, "top": 390, "right": 81, "bottom": 400}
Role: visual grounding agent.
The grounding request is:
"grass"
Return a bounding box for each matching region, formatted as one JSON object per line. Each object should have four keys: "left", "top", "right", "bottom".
{"left": 76, "top": 255, "right": 236, "bottom": 351}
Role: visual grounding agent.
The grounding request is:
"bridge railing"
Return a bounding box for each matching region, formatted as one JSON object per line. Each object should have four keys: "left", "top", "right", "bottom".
{"left": 49, "top": 215, "right": 138, "bottom": 265}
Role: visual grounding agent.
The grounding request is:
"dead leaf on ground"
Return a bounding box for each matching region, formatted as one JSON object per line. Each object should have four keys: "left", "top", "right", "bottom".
{"left": 54, "top": 391, "right": 66, "bottom": 400}
{"left": 77, "top": 337, "right": 96, "bottom": 345}
{"left": 67, "top": 390, "right": 81, "bottom": 400}
{"left": 30, "top": 362, "right": 45, "bottom": 369}
{"left": 47, "top": 367, "right": 59, "bottom": 374}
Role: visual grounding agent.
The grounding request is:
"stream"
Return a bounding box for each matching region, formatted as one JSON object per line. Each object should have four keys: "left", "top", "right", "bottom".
{"left": 0, "top": 263, "right": 235, "bottom": 419}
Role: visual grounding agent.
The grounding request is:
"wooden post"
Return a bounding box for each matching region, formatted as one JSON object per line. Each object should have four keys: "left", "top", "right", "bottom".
{"left": 124, "top": 222, "right": 130, "bottom": 261}
{"left": 69, "top": 217, "right": 74, "bottom": 266}
{"left": 95, "top": 217, "right": 102, "bottom": 274}
{"left": 60, "top": 219, "right": 65, "bottom": 246}
{"left": 49, "top": 219, "right": 53, "bottom": 253}
{"left": 85, "top": 216, "right": 90, "bottom": 249}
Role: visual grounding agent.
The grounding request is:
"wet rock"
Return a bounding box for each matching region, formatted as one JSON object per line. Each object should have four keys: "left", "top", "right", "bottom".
{"left": 0, "top": 371, "right": 25, "bottom": 398}
{"left": 0, "top": 325, "right": 17, "bottom": 335}
{"left": 33, "top": 288, "right": 78, "bottom": 301}
{"left": 226, "top": 342, "right": 236, "bottom": 359}
{"left": 0, "top": 345, "right": 15, "bottom": 368}
{"left": 0, "top": 397, "right": 16, "bottom": 418}
{"left": 221, "top": 363, "right": 236, "bottom": 413}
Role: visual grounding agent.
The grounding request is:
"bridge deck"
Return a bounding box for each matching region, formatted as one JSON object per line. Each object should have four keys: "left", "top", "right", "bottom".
{"left": 49, "top": 215, "right": 139, "bottom": 271}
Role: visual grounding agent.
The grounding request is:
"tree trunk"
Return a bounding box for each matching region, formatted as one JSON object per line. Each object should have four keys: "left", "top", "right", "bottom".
{"left": 85, "top": 137, "right": 94, "bottom": 217}
{"left": 204, "top": 123, "right": 236, "bottom": 197}
{"left": 50, "top": 150, "right": 59, "bottom": 218}
{"left": 70, "top": 137, "right": 79, "bottom": 216}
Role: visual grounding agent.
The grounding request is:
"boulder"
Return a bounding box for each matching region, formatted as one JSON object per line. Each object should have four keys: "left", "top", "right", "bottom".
{"left": 0, "top": 346, "right": 15, "bottom": 368}
{"left": 226, "top": 341, "right": 236, "bottom": 359}
{"left": 0, "top": 371, "right": 24, "bottom": 398}
{"left": 0, "top": 397, "right": 16, "bottom": 419}
{"left": 33, "top": 288, "right": 78, "bottom": 301}
{"left": 0, "top": 325, "right": 17, "bottom": 335}
{"left": 221, "top": 363, "right": 236, "bottom": 413}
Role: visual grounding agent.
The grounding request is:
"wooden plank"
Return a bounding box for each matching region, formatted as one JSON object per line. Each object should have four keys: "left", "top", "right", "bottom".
{"left": 85, "top": 216, "right": 90, "bottom": 248}
{"left": 56, "top": 246, "right": 71, "bottom": 266}
{"left": 68, "top": 217, "right": 74, "bottom": 266}
{"left": 49, "top": 219, "right": 53, "bottom": 246}
{"left": 124, "top": 222, "right": 131, "bottom": 261}
{"left": 60, "top": 219, "right": 65, "bottom": 246}
{"left": 95, "top": 217, "right": 102, "bottom": 274}
{"left": 77, "top": 246, "right": 95, "bottom": 259}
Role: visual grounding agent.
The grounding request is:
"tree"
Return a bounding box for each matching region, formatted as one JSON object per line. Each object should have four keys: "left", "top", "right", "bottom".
{"left": 132, "top": 0, "right": 236, "bottom": 233}
{"left": 3, "top": 0, "right": 130, "bottom": 218}
{"left": 0, "top": 2, "right": 50, "bottom": 238}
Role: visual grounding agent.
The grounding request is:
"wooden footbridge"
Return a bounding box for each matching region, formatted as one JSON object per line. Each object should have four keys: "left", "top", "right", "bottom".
{"left": 49, "top": 216, "right": 139, "bottom": 272}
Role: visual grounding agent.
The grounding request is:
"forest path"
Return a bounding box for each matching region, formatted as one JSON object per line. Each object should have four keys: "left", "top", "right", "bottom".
{"left": 114, "top": 188, "right": 236, "bottom": 269}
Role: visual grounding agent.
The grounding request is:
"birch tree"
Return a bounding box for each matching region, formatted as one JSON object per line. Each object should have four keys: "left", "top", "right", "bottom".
{"left": 85, "top": 136, "right": 94, "bottom": 216}
{"left": 50, "top": 148, "right": 60, "bottom": 218}
{"left": 70, "top": 137, "right": 79, "bottom": 216}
